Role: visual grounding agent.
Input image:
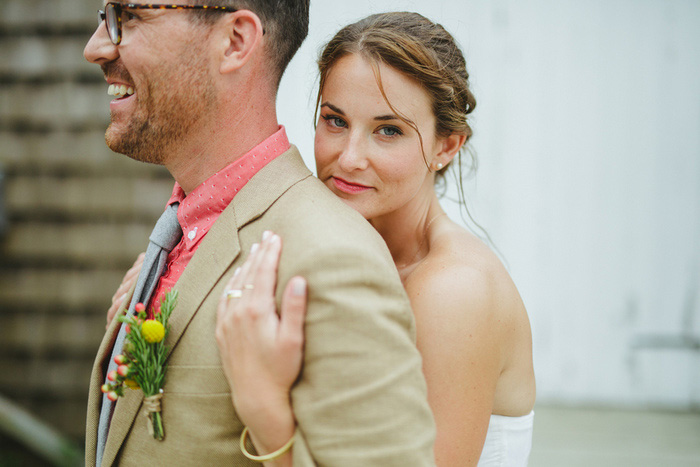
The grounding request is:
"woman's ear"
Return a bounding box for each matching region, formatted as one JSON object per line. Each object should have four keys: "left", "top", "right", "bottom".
{"left": 218, "top": 10, "right": 264, "bottom": 75}
{"left": 432, "top": 133, "right": 467, "bottom": 169}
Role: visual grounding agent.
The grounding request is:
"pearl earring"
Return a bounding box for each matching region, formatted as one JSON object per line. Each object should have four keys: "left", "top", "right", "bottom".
{"left": 435, "top": 163, "right": 444, "bottom": 171}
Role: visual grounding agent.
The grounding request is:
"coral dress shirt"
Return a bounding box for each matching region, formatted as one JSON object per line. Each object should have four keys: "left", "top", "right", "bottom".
{"left": 149, "top": 126, "right": 290, "bottom": 311}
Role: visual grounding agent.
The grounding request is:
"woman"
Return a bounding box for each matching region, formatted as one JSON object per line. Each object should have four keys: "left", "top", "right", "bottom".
{"left": 110, "top": 12, "right": 535, "bottom": 466}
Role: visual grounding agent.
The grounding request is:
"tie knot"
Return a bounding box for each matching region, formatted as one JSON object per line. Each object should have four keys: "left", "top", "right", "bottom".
{"left": 149, "top": 203, "right": 182, "bottom": 252}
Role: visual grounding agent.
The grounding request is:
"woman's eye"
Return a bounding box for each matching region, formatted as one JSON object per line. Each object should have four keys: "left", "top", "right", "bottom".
{"left": 122, "top": 11, "right": 138, "bottom": 22}
{"left": 378, "top": 126, "right": 402, "bottom": 137}
{"left": 322, "top": 115, "right": 347, "bottom": 128}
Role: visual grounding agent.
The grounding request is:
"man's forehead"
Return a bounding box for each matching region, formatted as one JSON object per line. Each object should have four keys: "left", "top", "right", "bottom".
{"left": 102, "top": 1, "right": 192, "bottom": 5}
{"left": 102, "top": 0, "right": 197, "bottom": 6}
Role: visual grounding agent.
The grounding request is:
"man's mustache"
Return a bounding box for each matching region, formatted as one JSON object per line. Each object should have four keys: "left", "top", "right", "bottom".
{"left": 102, "top": 60, "right": 134, "bottom": 84}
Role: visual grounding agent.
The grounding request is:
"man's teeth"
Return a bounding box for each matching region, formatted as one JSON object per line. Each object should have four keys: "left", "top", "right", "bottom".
{"left": 107, "top": 84, "right": 135, "bottom": 98}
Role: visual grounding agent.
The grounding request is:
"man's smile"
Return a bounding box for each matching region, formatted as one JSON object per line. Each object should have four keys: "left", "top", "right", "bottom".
{"left": 107, "top": 83, "right": 135, "bottom": 99}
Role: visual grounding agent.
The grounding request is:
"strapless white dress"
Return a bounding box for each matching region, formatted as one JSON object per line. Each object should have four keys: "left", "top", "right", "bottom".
{"left": 477, "top": 411, "right": 534, "bottom": 466}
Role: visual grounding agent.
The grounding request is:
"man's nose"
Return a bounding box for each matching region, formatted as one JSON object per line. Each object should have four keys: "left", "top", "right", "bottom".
{"left": 84, "top": 22, "right": 118, "bottom": 65}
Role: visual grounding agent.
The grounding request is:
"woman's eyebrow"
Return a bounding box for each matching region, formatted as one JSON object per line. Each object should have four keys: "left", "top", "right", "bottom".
{"left": 320, "top": 102, "right": 345, "bottom": 115}
{"left": 374, "top": 115, "right": 400, "bottom": 121}
{"left": 321, "top": 102, "right": 408, "bottom": 124}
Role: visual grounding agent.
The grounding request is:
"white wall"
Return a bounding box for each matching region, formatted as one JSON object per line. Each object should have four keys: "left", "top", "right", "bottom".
{"left": 277, "top": 0, "right": 700, "bottom": 409}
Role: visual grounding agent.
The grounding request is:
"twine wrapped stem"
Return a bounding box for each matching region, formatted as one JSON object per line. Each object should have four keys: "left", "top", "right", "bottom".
{"left": 143, "top": 391, "right": 164, "bottom": 440}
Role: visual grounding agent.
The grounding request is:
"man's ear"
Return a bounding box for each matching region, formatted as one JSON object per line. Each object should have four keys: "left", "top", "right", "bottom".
{"left": 432, "top": 133, "right": 467, "bottom": 168}
{"left": 217, "top": 10, "right": 264, "bottom": 74}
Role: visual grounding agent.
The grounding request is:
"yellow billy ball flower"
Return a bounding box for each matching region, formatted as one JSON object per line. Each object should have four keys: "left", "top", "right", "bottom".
{"left": 124, "top": 379, "right": 140, "bottom": 390}
{"left": 142, "top": 319, "right": 165, "bottom": 344}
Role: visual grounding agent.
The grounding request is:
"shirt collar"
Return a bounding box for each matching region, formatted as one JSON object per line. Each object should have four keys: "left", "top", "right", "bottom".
{"left": 166, "top": 125, "right": 290, "bottom": 247}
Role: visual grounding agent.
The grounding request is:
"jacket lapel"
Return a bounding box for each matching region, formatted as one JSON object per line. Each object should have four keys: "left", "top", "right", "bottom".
{"left": 85, "top": 307, "right": 126, "bottom": 466}
{"left": 228, "top": 145, "right": 312, "bottom": 229}
{"left": 100, "top": 384, "right": 144, "bottom": 465}
{"left": 164, "top": 146, "right": 312, "bottom": 359}
{"left": 98, "top": 146, "right": 312, "bottom": 464}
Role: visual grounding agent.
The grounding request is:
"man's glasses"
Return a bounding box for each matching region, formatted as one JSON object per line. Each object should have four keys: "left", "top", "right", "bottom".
{"left": 98, "top": 2, "right": 238, "bottom": 45}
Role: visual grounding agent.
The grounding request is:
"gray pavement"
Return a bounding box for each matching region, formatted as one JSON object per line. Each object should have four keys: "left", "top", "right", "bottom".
{"left": 530, "top": 405, "right": 700, "bottom": 466}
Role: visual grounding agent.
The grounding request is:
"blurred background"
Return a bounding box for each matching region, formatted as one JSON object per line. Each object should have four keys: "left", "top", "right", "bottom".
{"left": 1, "top": 0, "right": 698, "bottom": 465}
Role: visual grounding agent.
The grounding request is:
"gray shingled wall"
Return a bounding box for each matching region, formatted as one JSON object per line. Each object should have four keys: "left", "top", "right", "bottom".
{"left": 0, "top": 0, "right": 171, "bottom": 461}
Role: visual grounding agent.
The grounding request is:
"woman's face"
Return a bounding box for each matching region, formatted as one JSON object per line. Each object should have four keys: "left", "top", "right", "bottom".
{"left": 314, "top": 53, "right": 443, "bottom": 221}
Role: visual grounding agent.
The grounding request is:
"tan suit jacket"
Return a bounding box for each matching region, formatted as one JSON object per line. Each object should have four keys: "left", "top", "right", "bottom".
{"left": 85, "top": 147, "right": 436, "bottom": 466}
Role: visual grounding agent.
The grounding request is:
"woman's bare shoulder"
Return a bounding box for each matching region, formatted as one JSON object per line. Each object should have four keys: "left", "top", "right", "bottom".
{"left": 405, "top": 220, "right": 524, "bottom": 326}
{"left": 406, "top": 219, "right": 535, "bottom": 416}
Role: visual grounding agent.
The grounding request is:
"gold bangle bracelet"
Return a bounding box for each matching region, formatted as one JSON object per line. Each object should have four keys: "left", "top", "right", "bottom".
{"left": 239, "top": 426, "right": 294, "bottom": 462}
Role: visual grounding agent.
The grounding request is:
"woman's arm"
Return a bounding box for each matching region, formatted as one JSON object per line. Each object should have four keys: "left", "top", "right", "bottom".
{"left": 215, "top": 230, "right": 502, "bottom": 466}
{"left": 406, "top": 264, "right": 503, "bottom": 466}
{"left": 216, "top": 232, "right": 307, "bottom": 466}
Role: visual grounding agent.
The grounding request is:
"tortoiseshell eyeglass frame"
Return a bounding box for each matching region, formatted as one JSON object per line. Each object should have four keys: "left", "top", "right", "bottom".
{"left": 97, "top": 3, "right": 239, "bottom": 45}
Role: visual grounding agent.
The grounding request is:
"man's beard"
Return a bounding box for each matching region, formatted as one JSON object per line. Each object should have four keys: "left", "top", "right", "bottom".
{"left": 104, "top": 48, "right": 215, "bottom": 165}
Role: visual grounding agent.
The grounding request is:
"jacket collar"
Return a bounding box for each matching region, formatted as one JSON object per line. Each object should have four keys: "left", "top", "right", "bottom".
{"left": 93, "top": 146, "right": 311, "bottom": 465}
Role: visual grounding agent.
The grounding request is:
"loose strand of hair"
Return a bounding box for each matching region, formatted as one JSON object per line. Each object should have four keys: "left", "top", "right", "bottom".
{"left": 447, "top": 148, "right": 506, "bottom": 262}
{"left": 369, "top": 57, "right": 430, "bottom": 170}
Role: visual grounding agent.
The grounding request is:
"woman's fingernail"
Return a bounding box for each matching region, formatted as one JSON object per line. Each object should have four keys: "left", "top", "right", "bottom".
{"left": 233, "top": 267, "right": 241, "bottom": 277}
{"left": 262, "top": 230, "right": 271, "bottom": 240}
{"left": 292, "top": 278, "right": 306, "bottom": 296}
{"left": 251, "top": 243, "right": 259, "bottom": 253}
{"left": 271, "top": 234, "right": 280, "bottom": 244}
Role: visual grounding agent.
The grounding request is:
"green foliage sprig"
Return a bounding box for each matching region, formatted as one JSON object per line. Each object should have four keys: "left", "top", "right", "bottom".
{"left": 101, "top": 289, "right": 178, "bottom": 440}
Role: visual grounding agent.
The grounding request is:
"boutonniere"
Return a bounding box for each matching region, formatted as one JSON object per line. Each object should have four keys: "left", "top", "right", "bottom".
{"left": 101, "top": 289, "right": 178, "bottom": 440}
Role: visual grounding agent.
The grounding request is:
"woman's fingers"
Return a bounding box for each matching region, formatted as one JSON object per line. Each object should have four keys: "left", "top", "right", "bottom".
{"left": 217, "top": 235, "right": 266, "bottom": 324}
{"left": 249, "top": 232, "right": 282, "bottom": 299}
{"left": 218, "top": 232, "right": 282, "bottom": 322}
{"left": 121, "top": 252, "right": 145, "bottom": 283}
{"left": 217, "top": 267, "right": 242, "bottom": 322}
{"left": 279, "top": 277, "right": 307, "bottom": 349}
{"left": 110, "top": 252, "right": 144, "bottom": 304}
{"left": 214, "top": 231, "right": 307, "bottom": 433}
{"left": 106, "top": 302, "right": 120, "bottom": 329}
{"left": 106, "top": 252, "right": 145, "bottom": 328}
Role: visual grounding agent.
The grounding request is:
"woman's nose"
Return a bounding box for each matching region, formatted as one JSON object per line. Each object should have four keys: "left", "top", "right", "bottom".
{"left": 337, "top": 133, "right": 369, "bottom": 172}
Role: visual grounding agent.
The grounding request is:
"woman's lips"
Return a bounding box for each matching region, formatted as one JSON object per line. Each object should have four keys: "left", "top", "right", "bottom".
{"left": 332, "top": 177, "right": 372, "bottom": 194}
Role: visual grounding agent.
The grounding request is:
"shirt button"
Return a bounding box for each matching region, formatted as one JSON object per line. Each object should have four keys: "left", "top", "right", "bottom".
{"left": 188, "top": 227, "right": 198, "bottom": 240}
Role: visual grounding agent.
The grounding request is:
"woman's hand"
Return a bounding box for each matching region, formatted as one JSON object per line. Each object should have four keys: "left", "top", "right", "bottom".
{"left": 216, "top": 231, "right": 307, "bottom": 463}
{"left": 107, "top": 252, "right": 145, "bottom": 329}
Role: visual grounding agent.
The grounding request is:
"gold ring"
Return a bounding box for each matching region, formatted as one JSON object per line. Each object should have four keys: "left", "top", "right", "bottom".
{"left": 243, "top": 284, "right": 254, "bottom": 290}
{"left": 225, "top": 289, "right": 243, "bottom": 299}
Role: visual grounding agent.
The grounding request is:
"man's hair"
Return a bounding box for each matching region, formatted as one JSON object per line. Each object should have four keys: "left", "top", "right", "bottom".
{"left": 193, "top": 0, "right": 309, "bottom": 86}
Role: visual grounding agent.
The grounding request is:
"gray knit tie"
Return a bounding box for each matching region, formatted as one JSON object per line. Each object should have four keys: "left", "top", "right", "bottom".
{"left": 96, "top": 203, "right": 182, "bottom": 466}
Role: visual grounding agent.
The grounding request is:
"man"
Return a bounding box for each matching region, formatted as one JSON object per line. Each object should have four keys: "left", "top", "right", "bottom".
{"left": 84, "top": 1, "right": 436, "bottom": 465}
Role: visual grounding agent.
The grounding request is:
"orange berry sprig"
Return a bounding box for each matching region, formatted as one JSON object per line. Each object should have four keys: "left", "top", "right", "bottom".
{"left": 103, "top": 290, "right": 178, "bottom": 440}
{"left": 99, "top": 297, "right": 173, "bottom": 399}
{"left": 100, "top": 354, "right": 138, "bottom": 400}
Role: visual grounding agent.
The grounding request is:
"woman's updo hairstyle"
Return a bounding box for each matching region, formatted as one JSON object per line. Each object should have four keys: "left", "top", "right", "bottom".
{"left": 315, "top": 11, "right": 477, "bottom": 188}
